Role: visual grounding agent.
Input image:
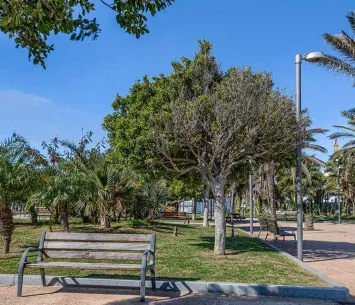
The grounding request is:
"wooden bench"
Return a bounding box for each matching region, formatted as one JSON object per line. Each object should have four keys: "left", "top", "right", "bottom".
{"left": 17, "top": 232, "right": 156, "bottom": 302}
{"left": 264, "top": 219, "right": 296, "bottom": 245}
{"left": 225, "top": 213, "right": 243, "bottom": 223}
{"left": 160, "top": 211, "right": 190, "bottom": 224}
{"left": 276, "top": 210, "right": 297, "bottom": 221}
{"left": 35, "top": 207, "right": 51, "bottom": 219}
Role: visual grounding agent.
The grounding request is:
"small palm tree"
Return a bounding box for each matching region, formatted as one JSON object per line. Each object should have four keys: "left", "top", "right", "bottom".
{"left": 141, "top": 181, "right": 167, "bottom": 224}
{"left": 75, "top": 152, "right": 136, "bottom": 228}
{"left": 0, "top": 134, "right": 40, "bottom": 253}
{"left": 318, "top": 12, "right": 355, "bottom": 82}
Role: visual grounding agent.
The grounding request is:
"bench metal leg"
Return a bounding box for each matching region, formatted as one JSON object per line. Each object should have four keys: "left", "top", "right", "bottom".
{"left": 40, "top": 269, "right": 46, "bottom": 286}
{"left": 274, "top": 234, "right": 278, "bottom": 244}
{"left": 140, "top": 266, "right": 146, "bottom": 302}
{"left": 17, "top": 264, "right": 25, "bottom": 297}
{"left": 265, "top": 232, "right": 268, "bottom": 241}
{"left": 150, "top": 266, "right": 156, "bottom": 291}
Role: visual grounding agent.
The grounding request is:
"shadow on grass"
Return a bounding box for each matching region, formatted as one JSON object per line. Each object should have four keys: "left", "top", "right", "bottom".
{"left": 190, "top": 235, "right": 274, "bottom": 255}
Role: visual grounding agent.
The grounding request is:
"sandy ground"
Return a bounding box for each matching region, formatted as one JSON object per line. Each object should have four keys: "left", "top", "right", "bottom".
{"left": 0, "top": 286, "right": 342, "bottom": 305}
{"left": 238, "top": 220, "right": 355, "bottom": 297}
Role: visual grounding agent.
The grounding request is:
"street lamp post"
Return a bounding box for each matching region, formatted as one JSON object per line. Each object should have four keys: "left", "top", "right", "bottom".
{"left": 336, "top": 159, "right": 341, "bottom": 223}
{"left": 249, "top": 160, "right": 254, "bottom": 235}
{"left": 334, "top": 140, "right": 341, "bottom": 223}
{"left": 295, "top": 51, "right": 327, "bottom": 261}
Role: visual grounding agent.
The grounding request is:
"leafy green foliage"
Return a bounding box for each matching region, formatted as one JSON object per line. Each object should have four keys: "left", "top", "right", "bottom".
{"left": 0, "top": 0, "right": 174, "bottom": 68}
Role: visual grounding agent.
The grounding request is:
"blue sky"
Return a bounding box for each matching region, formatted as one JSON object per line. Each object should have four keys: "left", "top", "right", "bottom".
{"left": 0, "top": 0, "right": 354, "bottom": 160}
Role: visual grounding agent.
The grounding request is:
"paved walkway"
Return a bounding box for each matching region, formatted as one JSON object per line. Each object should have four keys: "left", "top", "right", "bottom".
{"left": 238, "top": 220, "right": 355, "bottom": 297}
{"left": 0, "top": 286, "right": 343, "bottom": 305}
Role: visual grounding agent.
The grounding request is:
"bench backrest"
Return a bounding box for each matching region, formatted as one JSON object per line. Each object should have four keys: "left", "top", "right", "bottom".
{"left": 266, "top": 219, "right": 280, "bottom": 234}
{"left": 35, "top": 207, "right": 51, "bottom": 216}
{"left": 39, "top": 232, "right": 156, "bottom": 263}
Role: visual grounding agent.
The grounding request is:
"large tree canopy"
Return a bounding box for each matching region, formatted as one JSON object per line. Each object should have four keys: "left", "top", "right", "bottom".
{"left": 104, "top": 40, "right": 305, "bottom": 254}
{"left": 0, "top": 0, "right": 174, "bottom": 68}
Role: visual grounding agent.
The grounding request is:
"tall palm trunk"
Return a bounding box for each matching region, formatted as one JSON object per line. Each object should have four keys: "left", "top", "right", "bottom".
{"left": 0, "top": 205, "right": 14, "bottom": 254}
{"left": 267, "top": 161, "right": 277, "bottom": 219}
{"left": 192, "top": 198, "right": 196, "bottom": 221}
{"left": 100, "top": 214, "right": 111, "bottom": 228}
{"left": 59, "top": 201, "right": 69, "bottom": 232}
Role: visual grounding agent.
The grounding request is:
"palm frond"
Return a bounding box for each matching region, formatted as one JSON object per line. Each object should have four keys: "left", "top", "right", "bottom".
{"left": 305, "top": 143, "right": 328, "bottom": 153}
{"left": 329, "top": 131, "right": 355, "bottom": 140}
{"left": 332, "top": 124, "right": 355, "bottom": 133}
{"left": 346, "top": 11, "right": 355, "bottom": 34}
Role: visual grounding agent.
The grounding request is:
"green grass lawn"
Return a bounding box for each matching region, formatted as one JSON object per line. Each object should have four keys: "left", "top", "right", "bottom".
{"left": 0, "top": 219, "right": 326, "bottom": 286}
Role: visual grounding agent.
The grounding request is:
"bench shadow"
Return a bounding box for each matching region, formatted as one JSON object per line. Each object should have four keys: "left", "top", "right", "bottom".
{"left": 21, "top": 278, "right": 195, "bottom": 301}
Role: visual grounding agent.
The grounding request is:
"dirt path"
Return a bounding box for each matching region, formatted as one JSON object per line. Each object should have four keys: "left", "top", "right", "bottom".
{"left": 0, "top": 286, "right": 341, "bottom": 305}
{"left": 238, "top": 220, "right": 355, "bottom": 297}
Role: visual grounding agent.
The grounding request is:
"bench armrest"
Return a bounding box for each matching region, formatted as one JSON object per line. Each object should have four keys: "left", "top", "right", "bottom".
{"left": 18, "top": 247, "right": 39, "bottom": 270}
{"left": 142, "top": 249, "right": 155, "bottom": 268}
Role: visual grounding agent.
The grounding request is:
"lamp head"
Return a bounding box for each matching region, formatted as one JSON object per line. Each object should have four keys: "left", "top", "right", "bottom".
{"left": 303, "top": 51, "right": 328, "bottom": 63}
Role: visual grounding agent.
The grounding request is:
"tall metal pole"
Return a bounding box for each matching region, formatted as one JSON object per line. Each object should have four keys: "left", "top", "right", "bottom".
{"left": 249, "top": 163, "right": 254, "bottom": 235}
{"left": 337, "top": 162, "right": 341, "bottom": 223}
{"left": 295, "top": 54, "right": 303, "bottom": 261}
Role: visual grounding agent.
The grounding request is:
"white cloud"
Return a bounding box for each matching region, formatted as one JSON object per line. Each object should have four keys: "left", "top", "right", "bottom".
{"left": 0, "top": 88, "right": 51, "bottom": 105}
{"left": 0, "top": 88, "right": 105, "bottom": 149}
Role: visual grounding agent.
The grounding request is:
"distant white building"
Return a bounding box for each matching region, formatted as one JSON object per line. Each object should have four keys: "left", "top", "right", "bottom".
{"left": 178, "top": 194, "right": 233, "bottom": 215}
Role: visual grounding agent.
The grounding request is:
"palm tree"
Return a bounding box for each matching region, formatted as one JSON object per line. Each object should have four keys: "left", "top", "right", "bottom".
{"left": 260, "top": 122, "right": 327, "bottom": 219}
{"left": 30, "top": 165, "right": 86, "bottom": 232}
{"left": 75, "top": 152, "right": 136, "bottom": 228}
{"left": 318, "top": 12, "right": 355, "bottom": 81}
{"left": 0, "top": 134, "right": 40, "bottom": 253}
{"left": 330, "top": 108, "right": 355, "bottom": 153}
{"left": 140, "top": 181, "right": 167, "bottom": 224}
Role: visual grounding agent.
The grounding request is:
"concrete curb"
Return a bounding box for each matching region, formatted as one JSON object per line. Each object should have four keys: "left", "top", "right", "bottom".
{"left": 0, "top": 274, "right": 349, "bottom": 301}
{"left": 235, "top": 228, "right": 346, "bottom": 289}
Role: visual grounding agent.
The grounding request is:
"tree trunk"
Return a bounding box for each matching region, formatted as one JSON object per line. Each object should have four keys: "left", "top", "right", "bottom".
{"left": 237, "top": 191, "right": 243, "bottom": 215}
{"left": 147, "top": 208, "right": 155, "bottom": 225}
{"left": 29, "top": 206, "right": 38, "bottom": 225}
{"left": 230, "top": 190, "right": 235, "bottom": 213}
{"left": 267, "top": 161, "right": 277, "bottom": 219}
{"left": 59, "top": 201, "right": 69, "bottom": 233}
{"left": 211, "top": 177, "right": 226, "bottom": 255}
{"left": 54, "top": 205, "right": 60, "bottom": 224}
{"left": 100, "top": 214, "right": 111, "bottom": 228}
{"left": 0, "top": 206, "right": 14, "bottom": 254}
{"left": 353, "top": 202, "right": 355, "bottom": 216}
{"left": 192, "top": 198, "right": 196, "bottom": 221}
{"left": 203, "top": 187, "right": 209, "bottom": 227}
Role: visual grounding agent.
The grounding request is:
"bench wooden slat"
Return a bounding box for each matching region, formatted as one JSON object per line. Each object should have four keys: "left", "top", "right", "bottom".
{"left": 43, "top": 241, "right": 150, "bottom": 251}
{"left": 26, "top": 262, "right": 142, "bottom": 270}
{"left": 43, "top": 250, "right": 143, "bottom": 260}
{"left": 45, "top": 232, "right": 152, "bottom": 242}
